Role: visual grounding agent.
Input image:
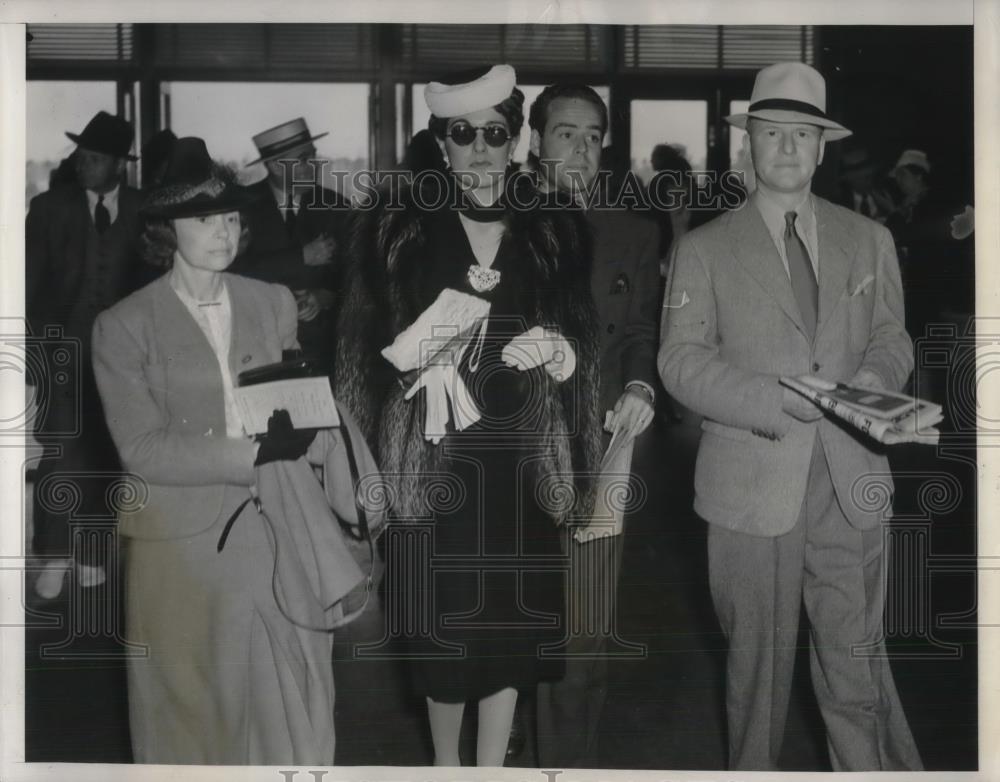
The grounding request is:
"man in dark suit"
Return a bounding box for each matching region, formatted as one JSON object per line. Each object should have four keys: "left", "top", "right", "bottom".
{"left": 26, "top": 110, "right": 143, "bottom": 598}
{"left": 229, "top": 118, "right": 351, "bottom": 364}
{"left": 527, "top": 83, "right": 660, "bottom": 767}
{"left": 659, "top": 62, "right": 922, "bottom": 771}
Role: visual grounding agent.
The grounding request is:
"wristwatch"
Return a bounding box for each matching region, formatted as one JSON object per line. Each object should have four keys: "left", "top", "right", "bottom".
{"left": 625, "top": 381, "right": 655, "bottom": 406}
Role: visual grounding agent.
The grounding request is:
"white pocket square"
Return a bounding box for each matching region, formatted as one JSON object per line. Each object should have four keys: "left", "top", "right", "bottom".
{"left": 850, "top": 274, "right": 875, "bottom": 297}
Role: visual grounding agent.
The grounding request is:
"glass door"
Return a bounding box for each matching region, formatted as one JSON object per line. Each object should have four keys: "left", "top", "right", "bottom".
{"left": 629, "top": 98, "right": 708, "bottom": 185}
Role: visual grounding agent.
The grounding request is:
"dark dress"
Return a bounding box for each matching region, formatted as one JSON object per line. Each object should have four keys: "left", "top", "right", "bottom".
{"left": 406, "top": 207, "right": 567, "bottom": 703}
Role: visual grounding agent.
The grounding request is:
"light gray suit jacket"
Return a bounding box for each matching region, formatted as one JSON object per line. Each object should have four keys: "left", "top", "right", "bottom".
{"left": 658, "top": 195, "right": 912, "bottom": 536}
{"left": 92, "top": 273, "right": 298, "bottom": 540}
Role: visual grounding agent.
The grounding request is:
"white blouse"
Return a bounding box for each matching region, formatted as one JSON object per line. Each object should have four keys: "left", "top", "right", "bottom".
{"left": 170, "top": 277, "right": 245, "bottom": 439}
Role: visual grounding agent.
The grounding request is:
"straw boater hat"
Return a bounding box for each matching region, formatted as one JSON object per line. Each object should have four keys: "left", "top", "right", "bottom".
{"left": 248, "top": 118, "right": 329, "bottom": 165}
{"left": 66, "top": 110, "right": 138, "bottom": 161}
{"left": 424, "top": 64, "right": 517, "bottom": 117}
{"left": 725, "top": 62, "right": 852, "bottom": 141}
{"left": 141, "top": 137, "right": 258, "bottom": 219}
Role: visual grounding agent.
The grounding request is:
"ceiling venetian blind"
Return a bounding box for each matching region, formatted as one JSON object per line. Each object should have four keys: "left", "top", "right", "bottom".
{"left": 622, "top": 25, "right": 814, "bottom": 71}
{"left": 27, "top": 24, "right": 134, "bottom": 63}
{"left": 397, "top": 24, "right": 607, "bottom": 75}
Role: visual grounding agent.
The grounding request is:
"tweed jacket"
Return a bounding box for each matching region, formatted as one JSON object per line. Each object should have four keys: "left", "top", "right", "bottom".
{"left": 91, "top": 273, "right": 298, "bottom": 539}
{"left": 658, "top": 195, "right": 913, "bottom": 536}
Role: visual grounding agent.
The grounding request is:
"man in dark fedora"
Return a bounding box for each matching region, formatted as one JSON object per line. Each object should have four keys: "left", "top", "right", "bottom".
{"left": 230, "top": 118, "right": 351, "bottom": 365}
{"left": 659, "top": 62, "right": 922, "bottom": 771}
{"left": 26, "top": 110, "right": 144, "bottom": 598}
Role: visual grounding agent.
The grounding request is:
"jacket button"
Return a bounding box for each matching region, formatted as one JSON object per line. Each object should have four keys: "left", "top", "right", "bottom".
{"left": 812, "top": 362, "right": 820, "bottom": 372}
{"left": 607, "top": 324, "right": 616, "bottom": 334}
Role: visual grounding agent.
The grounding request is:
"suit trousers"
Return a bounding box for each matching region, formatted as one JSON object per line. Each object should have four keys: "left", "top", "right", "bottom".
{"left": 32, "top": 350, "right": 120, "bottom": 563}
{"left": 707, "top": 437, "right": 923, "bottom": 772}
{"left": 536, "top": 526, "right": 627, "bottom": 767}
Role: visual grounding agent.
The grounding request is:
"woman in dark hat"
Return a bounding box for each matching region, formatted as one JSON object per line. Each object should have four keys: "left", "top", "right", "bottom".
{"left": 91, "top": 137, "right": 362, "bottom": 765}
{"left": 335, "top": 65, "right": 601, "bottom": 765}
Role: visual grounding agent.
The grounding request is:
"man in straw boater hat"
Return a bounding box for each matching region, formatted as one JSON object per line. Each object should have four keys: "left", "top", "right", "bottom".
{"left": 26, "top": 110, "right": 144, "bottom": 599}
{"left": 659, "top": 62, "right": 922, "bottom": 771}
{"left": 230, "top": 117, "right": 351, "bottom": 366}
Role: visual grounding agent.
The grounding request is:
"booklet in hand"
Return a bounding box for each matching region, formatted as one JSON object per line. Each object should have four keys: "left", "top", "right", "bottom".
{"left": 235, "top": 356, "right": 339, "bottom": 435}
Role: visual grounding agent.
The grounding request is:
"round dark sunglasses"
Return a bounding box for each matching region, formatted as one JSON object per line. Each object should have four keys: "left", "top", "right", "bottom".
{"left": 446, "top": 123, "right": 511, "bottom": 148}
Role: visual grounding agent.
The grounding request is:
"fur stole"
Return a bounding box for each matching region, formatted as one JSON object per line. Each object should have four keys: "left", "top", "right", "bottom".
{"left": 333, "top": 175, "right": 601, "bottom": 524}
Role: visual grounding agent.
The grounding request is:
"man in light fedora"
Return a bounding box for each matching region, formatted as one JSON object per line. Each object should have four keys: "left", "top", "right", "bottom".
{"left": 659, "top": 62, "right": 922, "bottom": 771}
{"left": 230, "top": 117, "right": 351, "bottom": 365}
{"left": 26, "top": 110, "right": 144, "bottom": 598}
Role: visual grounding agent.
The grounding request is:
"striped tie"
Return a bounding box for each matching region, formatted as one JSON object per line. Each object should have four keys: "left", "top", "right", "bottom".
{"left": 784, "top": 211, "right": 818, "bottom": 339}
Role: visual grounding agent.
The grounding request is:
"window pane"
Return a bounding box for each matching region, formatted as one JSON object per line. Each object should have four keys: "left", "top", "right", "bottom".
{"left": 630, "top": 99, "right": 707, "bottom": 185}
{"left": 26, "top": 81, "right": 117, "bottom": 205}
{"left": 411, "top": 84, "right": 610, "bottom": 166}
{"left": 167, "top": 81, "right": 369, "bottom": 199}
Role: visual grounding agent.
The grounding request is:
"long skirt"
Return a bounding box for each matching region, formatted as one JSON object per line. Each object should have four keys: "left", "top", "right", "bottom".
{"left": 124, "top": 485, "right": 336, "bottom": 765}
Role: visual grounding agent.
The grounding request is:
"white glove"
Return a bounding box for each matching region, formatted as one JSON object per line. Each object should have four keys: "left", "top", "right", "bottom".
{"left": 404, "top": 363, "right": 482, "bottom": 444}
{"left": 501, "top": 326, "right": 576, "bottom": 382}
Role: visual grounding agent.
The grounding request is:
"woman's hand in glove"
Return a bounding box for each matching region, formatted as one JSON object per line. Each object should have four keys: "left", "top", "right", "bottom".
{"left": 254, "top": 409, "right": 318, "bottom": 466}
{"left": 501, "top": 326, "right": 576, "bottom": 382}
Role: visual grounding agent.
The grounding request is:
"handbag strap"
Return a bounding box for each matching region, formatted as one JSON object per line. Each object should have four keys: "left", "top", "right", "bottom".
{"left": 216, "top": 405, "right": 378, "bottom": 631}
{"left": 336, "top": 404, "right": 375, "bottom": 543}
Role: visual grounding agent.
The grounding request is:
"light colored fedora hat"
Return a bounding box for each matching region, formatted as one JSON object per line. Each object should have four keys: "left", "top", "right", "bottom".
{"left": 725, "top": 62, "right": 852, "bottom": 141}
{"left": 249, "top": 117, "right": 329, "bottom": 165}
{"left": 890, "top": 149, "right": 930, "bottom": 177}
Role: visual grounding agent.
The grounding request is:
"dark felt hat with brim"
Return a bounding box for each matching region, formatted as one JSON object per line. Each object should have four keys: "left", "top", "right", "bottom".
{"left": 66, "top": 111, "right": 138, "bottom": 160}
{"left": 141, "top": 137, "right": 259, "bottom": 219}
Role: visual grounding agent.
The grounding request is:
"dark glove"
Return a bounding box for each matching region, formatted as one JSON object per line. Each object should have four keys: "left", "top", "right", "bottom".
{"left": 254, "top": 409, "right": 317, "bottom": 466}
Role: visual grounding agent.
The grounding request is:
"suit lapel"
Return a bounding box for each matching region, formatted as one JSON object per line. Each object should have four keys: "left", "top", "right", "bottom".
{"left": 728, "top": 203, "right": 808, "bottom": 337}
{"left": 225, "top": 274, "right": 264, "bottom": 378}
{"left": 814, "top": 197, "right": 855, "bottom": 339}
{"left": 152, "top": 275, "right": 216, "bottom": 358}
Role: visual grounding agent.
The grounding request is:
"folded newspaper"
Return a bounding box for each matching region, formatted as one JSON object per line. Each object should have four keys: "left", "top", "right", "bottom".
{"left": 780, "top": 377, "right": 943, "bottom": 445}
{"left": 572, "top": 412, "right": 638, "bottom": 544}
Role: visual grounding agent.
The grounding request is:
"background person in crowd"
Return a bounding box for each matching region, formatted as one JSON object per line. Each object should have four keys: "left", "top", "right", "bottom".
{"left": 401, "top": 127, "right": 448, "bottom": 175}
{"left": 527, "top": 82, "right": 660, "bottom": 768}
{"left": 880, "top": 149, "right": 970, "bottom": 338}
{"left": 230, "top": 117, "right": 351, "bottom": 367}
{"left": 659, "top": 62, "right": 922, "bottom": 772}
{"left": 835, "top": 144, "right": 889, "bottom": 221}
{"left": 646, "top": 143, "right": 694, "bottom": 267}
{"left": 140, "top": 128, "right": 177, "bottom": 191}
{"left": 26, "top": 110, "right": 143, "bottom": 600}
{"left": 334, "top": 65, "right": 601, "bottom": 767}
{"left": 91, "top": 137, "right": 363, "bottom": 765}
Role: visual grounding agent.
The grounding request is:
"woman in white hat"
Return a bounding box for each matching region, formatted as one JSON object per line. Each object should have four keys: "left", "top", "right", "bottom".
{"left": 334, "top": 65, "right": 602, "bottom": 766}
{"left": 91, "top": 137, "right": 368, "bottom": 765}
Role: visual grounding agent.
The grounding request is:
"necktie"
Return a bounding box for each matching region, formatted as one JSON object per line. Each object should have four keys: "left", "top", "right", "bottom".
{"left": 784, "top": 211, "right": 818, "bottom": 338}
{"left": 284, "top": 206, "right": 297, "bottom": 237}
{"left": 94, "top": 194, "right": 111, "bottom": 234}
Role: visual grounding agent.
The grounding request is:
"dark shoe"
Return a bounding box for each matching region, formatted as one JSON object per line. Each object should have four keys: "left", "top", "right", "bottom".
{"left": 506, "top": 705, "right": 526, "bottom": 758}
